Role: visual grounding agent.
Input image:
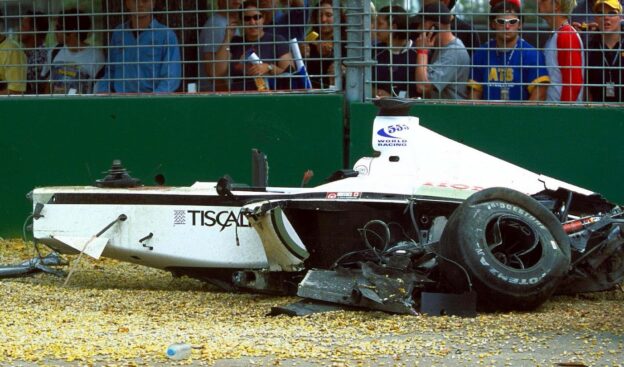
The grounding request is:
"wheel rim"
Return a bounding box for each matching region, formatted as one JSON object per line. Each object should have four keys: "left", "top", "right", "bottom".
{"left": 484, "top": 214, "right": 543, "bottom": 270}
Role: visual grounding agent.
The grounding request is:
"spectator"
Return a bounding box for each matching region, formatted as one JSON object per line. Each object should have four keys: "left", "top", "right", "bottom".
{"left": 227, "top": 1, "right": 293, "bottom": 91}
{"left": 199, "top": 0, "right": 242, "bottom": 92}
{"left": 538, "top": 0, "right": 584, "bottom": 102}
{"left": 570, "top": 0, "right": 623, "bottom": 27}
{"left": 570, "top": 0, "right": 623, "bottom": 53}
{"left": 95, "top": 0, "right": 181, "bottom": 93}
{"left": 414, "top": 2, "right": 470, "bottom": 99}
{"left": 468, "top": 0, "right": 550, "bottom": 101}
{"left": 376, "top": 5, "right": 411, "bottom": 45}
{"left": 0, "top": 10, "right": 27, "bottom": 94}
{"left": 20, "top": 11, "right": 49, "bottom": 94}
{"left": 43, "top": 9, "right": 104, "bottom": 94}
{"left": 260, "top": 0, "right": 308, "bottom": 42}
{"left": 306, "top": 0, "right": 344, "bottom": 88}
{"left": 586, "top": 0, "right": 623, "bottom": 102}
{"left": 423, "top": 0, "right": 482, "bottom": 56}
{"left": 375, "top": 6, "right": 392, "bottom": 46}
{"left": 373, "top": 6, "right": 417, "bottom": 97}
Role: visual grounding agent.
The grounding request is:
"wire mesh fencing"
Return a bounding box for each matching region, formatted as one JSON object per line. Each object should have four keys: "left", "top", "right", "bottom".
{"left": 0, "top": 0, "right": 621, "bottom": 104}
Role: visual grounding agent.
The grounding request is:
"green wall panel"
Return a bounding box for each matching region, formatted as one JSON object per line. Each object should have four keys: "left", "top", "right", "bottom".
{"left": 349, "top": 102, "right": 624, "bottom": 205}
{"left": 0, "top": 94, "right": 344, "bottom": 237}
{"left": 3, "top": 95, "right": 623, "bottom": 237}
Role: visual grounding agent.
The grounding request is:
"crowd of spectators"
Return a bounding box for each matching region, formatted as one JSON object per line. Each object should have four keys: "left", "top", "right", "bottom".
{"left": 0, "top": 0, "right": 622, "bottom": 103}
{"left": 372, "top": 0, "right": 621, "bottom": 102}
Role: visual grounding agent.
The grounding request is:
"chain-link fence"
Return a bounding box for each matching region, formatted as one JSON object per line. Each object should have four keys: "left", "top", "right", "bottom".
{"left": 0, "top": 0, "right": 622, "bottom": 104}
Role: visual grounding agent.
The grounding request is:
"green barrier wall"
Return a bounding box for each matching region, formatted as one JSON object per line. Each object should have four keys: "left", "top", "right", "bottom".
{"left": 2, "top": 96, "right": 623, "bottom": 237}
{"left": 349, "top": 102, "right": 624, "bottom": 205}
{"left": 0, "top": 94, "right": 344, "bottom": 237}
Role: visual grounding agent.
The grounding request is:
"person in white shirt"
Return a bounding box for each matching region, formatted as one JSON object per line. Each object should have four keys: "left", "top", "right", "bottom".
{"left": 44, "top": 9, "right": 104, "bottom": 94}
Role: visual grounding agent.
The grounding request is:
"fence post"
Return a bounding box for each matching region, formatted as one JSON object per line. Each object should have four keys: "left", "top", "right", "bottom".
{"left": 344, "top": 0, "right": 373, "bottom": 102}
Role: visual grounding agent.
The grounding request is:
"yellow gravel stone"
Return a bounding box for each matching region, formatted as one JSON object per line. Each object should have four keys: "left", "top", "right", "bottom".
{"left": 1, "top": 239, "right": 623, "bottom": 366}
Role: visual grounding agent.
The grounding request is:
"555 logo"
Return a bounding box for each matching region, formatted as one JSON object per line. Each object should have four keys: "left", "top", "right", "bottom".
{"left": 376, "top": 124, "right": 409, "bottom": 147}
{"left": 377, "top": 124, "right": 410, "bottom": 139}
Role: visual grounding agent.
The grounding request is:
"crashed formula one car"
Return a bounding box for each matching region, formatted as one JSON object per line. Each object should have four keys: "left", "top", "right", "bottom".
{"left": 17, "top": 99, "right": 624, "bottom": 315}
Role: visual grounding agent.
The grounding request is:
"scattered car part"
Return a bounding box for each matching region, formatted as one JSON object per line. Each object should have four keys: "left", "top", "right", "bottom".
{"left": 0, "top": 252, "right": 67, "bottom": 278}
{"left": 94, "top": 160, "right": 141, "bottom": 188}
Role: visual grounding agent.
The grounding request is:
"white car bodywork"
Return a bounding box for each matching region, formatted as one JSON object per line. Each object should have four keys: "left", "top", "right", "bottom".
{"left": 31, "top": 113, "right": 597, "bottom": 273}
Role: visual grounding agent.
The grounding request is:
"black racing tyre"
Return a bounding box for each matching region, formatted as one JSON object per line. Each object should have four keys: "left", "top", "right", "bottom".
{"left": 439, "top": 187, "right": 571, "bottom": 311}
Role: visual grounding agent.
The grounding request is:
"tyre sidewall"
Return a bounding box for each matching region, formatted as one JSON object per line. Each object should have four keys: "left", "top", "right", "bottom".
{"left": 453, "top": 200, "right": 568, "bottom": 297}
{"left": 439, "top": 187, "right": 571, "bottom": 310}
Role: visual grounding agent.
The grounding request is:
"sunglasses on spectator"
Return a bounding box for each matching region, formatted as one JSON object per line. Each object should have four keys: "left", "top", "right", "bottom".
{"left": 244, "top": 14, "right": 263, "bottom": 22}
{"left": 495, "top": 18, "right": 520, "bottom": 25}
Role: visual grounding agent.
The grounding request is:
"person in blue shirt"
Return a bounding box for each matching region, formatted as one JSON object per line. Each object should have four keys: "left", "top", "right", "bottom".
{"left": 95, "top": 0, "right": 181, "bottom": 93}
{"left": 468, "top": 0, "right": 550, "bottom": 101}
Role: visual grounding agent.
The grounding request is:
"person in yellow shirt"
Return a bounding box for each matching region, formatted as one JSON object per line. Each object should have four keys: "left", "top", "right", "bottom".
{"left": 0, "top": 11, "right": 27, "bottom": 94}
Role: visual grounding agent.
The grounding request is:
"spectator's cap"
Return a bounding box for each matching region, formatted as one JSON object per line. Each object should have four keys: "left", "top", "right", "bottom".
{"left": 593, "top": 0, "right": 622, "bottom": 12}
{"left": 490, "top": 0, "right": 522, "bottom": 15}
{"left": 490, "top": 0, "right": 522, "bottom": 8}
{"left": 415, "top": 2, "right": 452, "bottom": 25}
{"left": 489, "top": 0, "right": 522, "bottom": 25}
